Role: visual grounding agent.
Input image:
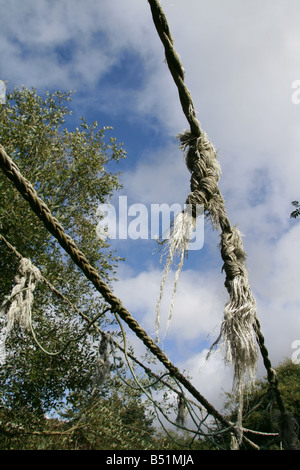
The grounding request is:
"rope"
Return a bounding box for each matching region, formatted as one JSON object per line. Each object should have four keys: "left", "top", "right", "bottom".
{"left": 148, "top": 0, "right": 258, "bottom": 392}
{"left": 254, "top": 319, "right": 300, "bottom": 449}
{"left": 146, "top": 1, "right": 300, "bottom": 450}
{"left": 0, "top": 144, "right": 234, "bottom": 433}
{"left": 148, "top": 0, "right": 283, "bottom": 427}
{"left": 0, "top": 235, "right": 110, "bottom": 357}
{"left": 1, "top": 235, "right": 216, "bottom": 439}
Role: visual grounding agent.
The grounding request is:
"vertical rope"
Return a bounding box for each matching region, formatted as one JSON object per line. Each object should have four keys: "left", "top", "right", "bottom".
{"left": 148, "top": 0, "right": 258, "bottom": 400}
{"left": 146, "top": 1, "right": 298, "bottom": 448}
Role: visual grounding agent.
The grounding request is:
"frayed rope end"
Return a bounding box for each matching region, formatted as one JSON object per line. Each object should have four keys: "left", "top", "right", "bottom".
{"left": 156, "top": 210, "right": 196, "bottom": 341}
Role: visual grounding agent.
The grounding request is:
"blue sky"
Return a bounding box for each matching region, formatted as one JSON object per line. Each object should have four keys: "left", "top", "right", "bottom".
{"left": 1, "top": 0, "right": 300, "bottom": 413}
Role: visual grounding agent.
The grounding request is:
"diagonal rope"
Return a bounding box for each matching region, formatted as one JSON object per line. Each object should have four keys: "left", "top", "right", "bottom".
{"left": 0, "top": 144, "right": 235, "bottom": 434}
{"left": 1, "top": 235, "right": 263, "bottom": 449}
{"left": 1, "top": 233, "right": 206, "bottom": 418}
{"left": 0, "top": 232, "right": 204, "bottom": 415}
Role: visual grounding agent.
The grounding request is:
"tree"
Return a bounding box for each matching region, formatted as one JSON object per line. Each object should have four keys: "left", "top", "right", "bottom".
{"left": 0, "top": 86, "right": 126, "bottom": 423}
{"left": 0, "top": 85, "right": 202, "bottom": 451}
{"left": 290, "top": 201, "right": 300, "bottom": 219}
{"left": 0, "top": 382, "right": 158, "bottom": 450}
{"left": 223, "top": 359, "right": 300, "bottom": 450}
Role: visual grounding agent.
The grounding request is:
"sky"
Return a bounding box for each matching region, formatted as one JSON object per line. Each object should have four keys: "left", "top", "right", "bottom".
{"left": 1, "top": 0, "right": 300, "bottom": 417}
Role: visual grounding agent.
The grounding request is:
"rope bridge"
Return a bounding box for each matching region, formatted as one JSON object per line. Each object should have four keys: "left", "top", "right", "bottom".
{"left": 0, "top": 0, "right": 299, "bottom": 450}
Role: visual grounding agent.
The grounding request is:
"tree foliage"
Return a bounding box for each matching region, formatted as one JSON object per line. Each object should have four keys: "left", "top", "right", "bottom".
{"left": 290, "top": 200, "right": 300, "bottom": 219}
{"left": 0, "top": 86, "right": 126, "bottom": 421}
{"left": 0, "top": 388, "right": 158, "bottom": 450}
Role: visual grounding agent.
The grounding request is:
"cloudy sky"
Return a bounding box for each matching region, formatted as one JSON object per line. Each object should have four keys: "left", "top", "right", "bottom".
{"left": 1, "top": 0, "right": 300, "bottom": 414}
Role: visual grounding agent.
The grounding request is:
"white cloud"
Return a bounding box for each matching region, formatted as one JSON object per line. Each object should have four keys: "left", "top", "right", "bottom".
{"left": 248, "top": 222, "right": 300, "bottom": 364}
{"left": 112, "top": 263, "right": 227, "bottom": 358}
{"left": 177, "top": 349, "right": 234, "bottom": 412}
{"left": 120, "top": 143, "right": 190, "bottom": 206}
{"left": 0, "top": 0, "right": 155, "bottom": 90}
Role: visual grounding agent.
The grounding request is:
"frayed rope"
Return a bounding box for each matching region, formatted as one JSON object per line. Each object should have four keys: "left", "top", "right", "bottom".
{"left": 92, "top": 333, "right": 111, "bottom": 389}
{"left": 210, "top": 228, "right": 258, "bottom": 388}
{"left": 158, "top": 131, "right": 258, "bottom": 388}
{"left": 1, "top": 257, "right": 41, "bottom": 336}
{"left": 175, "top": 394, "right": 188, "bottom": 427}
{"left": 156, "top": 209, "right": 196, "bottom": 341}
{"left": 157, "top": 130, "right": 259, "bottom": 440}
{"left": 278, "top": 412, "right": 300, "bottom": 450}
